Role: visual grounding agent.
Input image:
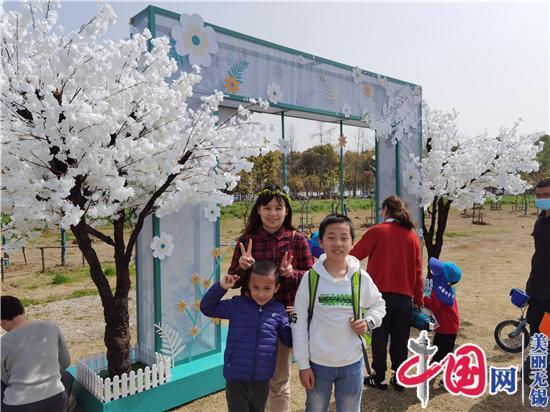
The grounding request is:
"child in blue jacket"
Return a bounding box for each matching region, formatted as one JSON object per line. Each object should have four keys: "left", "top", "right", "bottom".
{"left": 200, "top": 259, "right": 292, "bottom": 412}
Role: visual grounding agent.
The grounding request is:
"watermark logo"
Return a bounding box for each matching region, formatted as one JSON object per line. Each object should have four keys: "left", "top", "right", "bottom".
{"left": 396, "top": 331, "right": 486, "bottom": 408}
{"left": 396, "top": 331, "right": 550, "bottom": 408}
{"left": 529, "top": 333, "right": 549, "bottom": 408}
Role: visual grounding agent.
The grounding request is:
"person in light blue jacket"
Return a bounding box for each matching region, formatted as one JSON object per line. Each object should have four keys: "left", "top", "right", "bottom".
{"left": 200, "top": 259, "right": 292, "bottom": 412}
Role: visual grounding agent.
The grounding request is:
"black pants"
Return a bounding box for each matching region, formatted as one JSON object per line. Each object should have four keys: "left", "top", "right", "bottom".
{"left": 527, "top": 299, "right": 550, "bottom": 335}
{"left": 1, "top": 391, "right": 67, "bottom": 412}
{"left": 371, "top": 292, "right": 412, "bottom": 381}
{"left": 432, "top": 333, "right": 457, "bottom": 363}
{"left": 226, "top": 380, "right": 269, "bottom": 412}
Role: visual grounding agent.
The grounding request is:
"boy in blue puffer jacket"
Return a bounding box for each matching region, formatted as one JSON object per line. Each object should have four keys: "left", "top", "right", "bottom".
{"left": 201, "top": 259, "right": 292, "bottom": 412}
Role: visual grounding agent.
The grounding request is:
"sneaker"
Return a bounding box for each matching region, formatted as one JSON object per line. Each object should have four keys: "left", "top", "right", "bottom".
{"left": 364, "top": 374, "right": 388, "bottom": 390}
{"left": 390, "top": 374, "right": 405, "bottom": 392}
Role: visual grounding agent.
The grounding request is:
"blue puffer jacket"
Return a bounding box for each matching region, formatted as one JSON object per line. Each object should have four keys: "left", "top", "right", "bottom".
{"left": 200, "top": 283, "right": 292, "bottom": 382}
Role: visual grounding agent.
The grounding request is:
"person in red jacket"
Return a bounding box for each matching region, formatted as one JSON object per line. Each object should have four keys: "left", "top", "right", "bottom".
{"left": 424, "top": 257, "right": 462, "bottom": 364}
{"left": 350, "top": 195, "right": 423, "bottom": 391}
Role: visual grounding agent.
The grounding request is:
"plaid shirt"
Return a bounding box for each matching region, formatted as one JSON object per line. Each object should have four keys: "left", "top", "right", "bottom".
{"left": 229, "top": 227, "right": 314, "bottom": 307}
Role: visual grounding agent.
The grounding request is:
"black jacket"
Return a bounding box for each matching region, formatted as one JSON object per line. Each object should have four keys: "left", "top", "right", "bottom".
{"left": 526, "top": 212, "right": 550, "bottom": 300}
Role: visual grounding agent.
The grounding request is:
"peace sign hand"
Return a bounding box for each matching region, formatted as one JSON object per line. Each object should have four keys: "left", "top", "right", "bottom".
{"left": 280, "top": 251, "right": 294, "bottom": 278}
{"left": 238, "top": 239, "right": 255, "bottom": 270}
{"left": 220, "top": 274, "right": 240, "bottom": 290}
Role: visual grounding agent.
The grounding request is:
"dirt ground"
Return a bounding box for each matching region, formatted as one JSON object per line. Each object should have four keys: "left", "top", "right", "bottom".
{"left": 1, "top": 206, "right": 542, "bottom": 411}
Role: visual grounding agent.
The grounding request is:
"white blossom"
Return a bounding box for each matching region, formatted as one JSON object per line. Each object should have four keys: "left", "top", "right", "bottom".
{"left": 405, "top": 103, "right": 543, "bottom": 210}
{"left": 0, "top": 1, "right": 273, "bottom": 248}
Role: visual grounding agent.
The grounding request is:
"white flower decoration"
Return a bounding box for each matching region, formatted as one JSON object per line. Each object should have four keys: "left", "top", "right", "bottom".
{"left": 361, "top": 110, "right": 370, "bottom": 124}
{"left": 171, "top": 13, "right": 219, "bottom": 67}
{"left": 266, "top": 82, "right": 282, "bottom": 104}
{"left": 150, "top": 232, "right": 175, "bottom": 260}
{"left": 352, "top": 66, "right": 363, "bottom": 85}
{"left": 204, "top": 205, "right": 220, "bottom": 222}
{"left": 341, "top": 103, "right": 351, "bottom": 118}
{"left": 279, "top": 138, "right": 290, "bottom": 155}
{"left": 298, "top": 55, "right": 307, "bottom": 65}
{"left": 376, "top": 74, "right": 387, "bottom": 87}
{"left": 283, "top": 185, "right": 290, "bottom": 194}
{"left": 402, "top": 161, "right": 421, "bottom": 194}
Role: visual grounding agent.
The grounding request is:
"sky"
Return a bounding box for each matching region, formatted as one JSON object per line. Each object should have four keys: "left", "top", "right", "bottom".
{"left": 4, "top": 0, "right": 549, "bottom": 152}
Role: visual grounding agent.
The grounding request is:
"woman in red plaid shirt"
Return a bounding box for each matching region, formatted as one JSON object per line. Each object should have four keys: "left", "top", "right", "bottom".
{"left": 229, "top": 185, "right": 313, "bottom": 412}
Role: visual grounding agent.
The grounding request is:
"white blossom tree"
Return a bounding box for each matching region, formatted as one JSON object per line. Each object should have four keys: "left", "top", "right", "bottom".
{"left": 1, "top": 1, "right": 271, "bottom": 376}
{"left": 404, "top": 103, "right": 543, "bottom": 260}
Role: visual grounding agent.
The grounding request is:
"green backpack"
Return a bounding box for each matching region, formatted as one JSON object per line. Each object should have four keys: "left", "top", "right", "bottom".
{"left": 307, "top": 268, "right": 372, "bottom": 374}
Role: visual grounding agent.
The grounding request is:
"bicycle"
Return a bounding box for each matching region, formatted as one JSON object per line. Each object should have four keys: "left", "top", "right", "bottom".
{"left": 494, "top": 288, "right": 530, "bottom": 353}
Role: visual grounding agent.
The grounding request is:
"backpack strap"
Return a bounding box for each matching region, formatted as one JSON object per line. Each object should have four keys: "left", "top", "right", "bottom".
{"left": 307, "top": 269, "right": 320, "bottom": 328}
{"left": 351, "top": 271, "right": 361, "bottom": 321}
{"left": 351, "top": 271, "right": 373, "bottom": 375}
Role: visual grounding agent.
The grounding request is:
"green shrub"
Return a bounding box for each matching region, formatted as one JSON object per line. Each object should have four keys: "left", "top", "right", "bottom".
{"left": 103, "top": 265, "right": 115, "bottom": 277}
{"left": 71, "top": 289, "right": 97, "bottom": 298}
{"left": 52, "top": 273, "right": 70, "bottom": 284}
{"left": 20, "top": 297, "right": 39, "bottom": 307}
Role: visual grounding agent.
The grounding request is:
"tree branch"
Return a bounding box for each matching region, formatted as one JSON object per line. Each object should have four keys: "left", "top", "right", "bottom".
{"left": 86, "top": 225, "right": 115, "bottom": 246}
{"left": 124, "top": 149, "right": 194, "bottom": 260}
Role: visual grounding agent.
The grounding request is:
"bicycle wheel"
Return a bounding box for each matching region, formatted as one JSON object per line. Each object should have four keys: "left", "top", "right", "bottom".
{"left": 494, "top": 320, "right": 530, "bottom": 353}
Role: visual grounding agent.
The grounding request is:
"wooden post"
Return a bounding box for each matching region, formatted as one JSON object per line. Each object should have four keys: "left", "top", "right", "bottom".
{"left": 22, "top": 247, "right": 28, "bottom": 265}
{"left": 60, "top": 229, "right": 66, "bottom": 266}
{"left": 40, "top": 247, "right": 45, "bottom": 272}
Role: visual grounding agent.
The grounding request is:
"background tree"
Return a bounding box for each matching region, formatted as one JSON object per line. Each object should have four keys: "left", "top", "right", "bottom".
{"left": 233, "top": 151, "right": 281, "bottom": 224}
{"left": 531, "top": 134, "right": 550, "bottom": 182}
{"left": 406, "top": 103, "right": 543, "bottom": 260}
{"left": 234, "top": 151, "right": 281, "bottom": 195}
{"left": 310, "top": 122, "right": 336, "bottom": 197}
{"left": 1, "top": 2, "right": 270, "bottom": 377}
{"left": 300, "top": 144, "right": 338, "bottom": 198}
{"left": 344, "top": 149, "right": 375, "bottom": 197}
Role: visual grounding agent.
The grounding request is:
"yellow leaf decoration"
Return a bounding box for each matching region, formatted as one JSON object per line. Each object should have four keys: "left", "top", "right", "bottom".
{"left": 224, "top": 75, "right": 239, "bottom": 94}
{"left": 338, "top": 134, "right": 347, "bottom": 148}
{"left": 190, "top": 326, "right": 200, "bottom": 337}
{"left": 364, "top": 83, "right": 372, "bottom": 97}
{"left": 202, "top": 278, "right": 212, "bottom": 289}
{"left": 177, "top": 299, "right": 187, "bottom": 312}
{"left": 191, "top": 274, "right": 201, "bottom": 285}
{"left": 211, "top": 318, "right": 221, "bottom": 325}
{"left": 193, "top": 299, "right": 201, "bottom": 311}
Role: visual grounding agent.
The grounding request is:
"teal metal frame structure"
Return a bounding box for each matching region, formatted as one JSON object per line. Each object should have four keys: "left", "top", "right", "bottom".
{"left": 68, "top": 5, "right": 424, "bottom": 411}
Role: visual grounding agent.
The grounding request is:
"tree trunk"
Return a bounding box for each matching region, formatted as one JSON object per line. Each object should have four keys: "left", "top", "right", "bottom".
{"left": 71, "top": 219, "right": 132, "bottom": 378}
{"left": 422, "top": 197, "right": 452, "bottom": 269}
{"left": 103, "top": 295, "right": 131, "bottom": 377}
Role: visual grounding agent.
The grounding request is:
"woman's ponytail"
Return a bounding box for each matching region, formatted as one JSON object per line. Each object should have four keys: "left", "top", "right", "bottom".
{"left": 382, "top": 195, "right": 415, "bottom": 230}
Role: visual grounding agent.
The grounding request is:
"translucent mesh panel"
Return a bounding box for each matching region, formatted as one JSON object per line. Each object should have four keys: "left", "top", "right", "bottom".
{"left": 158, "top": 204, "right": 218, "bottom": 363}
{"left": 136, "top": 215, "right": 155, "bottom": 351}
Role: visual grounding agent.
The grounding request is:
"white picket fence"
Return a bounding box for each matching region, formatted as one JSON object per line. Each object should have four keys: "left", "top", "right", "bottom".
{"left": 76, "top": 344, "right": 172, "bottom": 403}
